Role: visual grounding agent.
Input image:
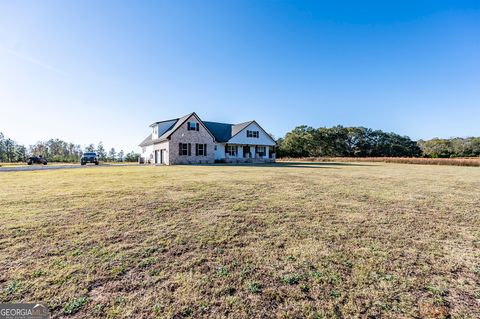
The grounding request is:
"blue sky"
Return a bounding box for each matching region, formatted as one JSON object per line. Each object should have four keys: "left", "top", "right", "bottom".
{"left": 0, "top": 0, "right": 479, "bottom": 152}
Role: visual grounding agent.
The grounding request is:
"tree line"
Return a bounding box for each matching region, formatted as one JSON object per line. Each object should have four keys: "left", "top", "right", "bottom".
{"left": 0, "top": 132, "right": 139, "bottom": 163}
{"left": 417, "top": 137, "right": 480, "bottom": 158}
{"left": 2, "top": 128, "right": 479, "bottom": 163}
{"left": 276, "top": 126, "right": 480, "bottom": 158}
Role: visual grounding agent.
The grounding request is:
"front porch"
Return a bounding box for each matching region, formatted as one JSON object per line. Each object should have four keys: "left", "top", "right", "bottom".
{"left": 221, "top": 144, "right": 276, "bottom": 163}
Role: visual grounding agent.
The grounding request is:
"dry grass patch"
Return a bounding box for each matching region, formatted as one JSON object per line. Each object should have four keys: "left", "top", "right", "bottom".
{"left": 278, "top": 157, "right": 480, "bottom": 167}
{"left": 0, "top": 162, "right": 479, "bottom": 318}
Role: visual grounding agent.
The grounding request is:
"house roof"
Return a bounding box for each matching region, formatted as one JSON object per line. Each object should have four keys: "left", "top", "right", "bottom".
{"left": 202, "top": 121, "right": 256, "bottom": 143}
{"left": 149, "top": 118, "right": 179, "bottom": 128}
{"left": 158, "top": 113, "right": 194, "bottom": 141}
{"left": 139, "top": 112, "right": 212, "bottom": 147}
{"left": 140, "top": 113, "right": 274, "bottom": 146}
{"left": 141, "top": 116, "right": 182, "bottom": 147}
{"left": 202, "top": 121, "right": 233, "bottom": 142}
{"left": 139, "top": 134, "right": 153, "bottom": 147}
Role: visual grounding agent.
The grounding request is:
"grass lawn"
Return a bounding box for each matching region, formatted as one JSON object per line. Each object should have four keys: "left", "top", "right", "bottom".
{"left": 0, "top": 162, "right": 135, "bottom": 168}
{"left": 0, "top": 163, "right": 479, "bottom": 318}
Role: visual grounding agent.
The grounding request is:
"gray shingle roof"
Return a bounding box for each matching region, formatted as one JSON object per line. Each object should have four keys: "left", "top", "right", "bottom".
{"left": 139, "top": 113, "right": 195, "bottom": 147}
{"left": 202, "top": 120, "right": 255, "bottom": 142}
{"left": 202, "top": 121, "right": 233, "bottom": 142}
{"left": 140, "top": 113, "right": 272, "bottom": 146}
{"left": 139, "top": 134, "right": 153, "bottom": 147}
{"left": 158, "top": 113, "right": 193, "bottom": 141}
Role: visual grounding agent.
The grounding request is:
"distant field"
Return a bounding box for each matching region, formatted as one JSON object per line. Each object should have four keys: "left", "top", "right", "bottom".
{"left": 278, "top": 157, "right": 480, "bottom": 167}
{"left": 0, "top": 163, "right": 479, "bottom": 318}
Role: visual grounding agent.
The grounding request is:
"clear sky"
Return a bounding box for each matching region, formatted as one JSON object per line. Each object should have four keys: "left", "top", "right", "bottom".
{"left": 1, "top": 0, "right": 479, "bottom": 152}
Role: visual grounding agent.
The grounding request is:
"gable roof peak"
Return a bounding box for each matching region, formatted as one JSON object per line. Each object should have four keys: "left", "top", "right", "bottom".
{"left": 149, "top": 112, "right": 197, "bottom": 127}
{"left": 235, "top": 120, "right": 254, "bottom": 125}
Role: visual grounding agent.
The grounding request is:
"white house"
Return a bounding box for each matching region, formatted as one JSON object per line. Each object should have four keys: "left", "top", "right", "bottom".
{"left": 139, "top": 112, "right": 276, "bottom": 165}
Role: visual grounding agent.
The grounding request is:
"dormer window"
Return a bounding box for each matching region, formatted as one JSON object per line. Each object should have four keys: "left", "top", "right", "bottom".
{"left": 247, "top": 130, "right": 259, "bottom": 138}
{"left": 188, "top": 121, "right": 199, "bottom": 131}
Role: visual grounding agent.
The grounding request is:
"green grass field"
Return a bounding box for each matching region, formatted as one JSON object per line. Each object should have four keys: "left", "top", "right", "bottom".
{"left": 1, "top": 163, "right": 479, "bottom": 318}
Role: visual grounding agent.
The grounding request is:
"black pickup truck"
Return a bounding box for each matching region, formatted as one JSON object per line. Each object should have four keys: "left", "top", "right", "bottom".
{"left": 81, "top": 152, "right": 99, "bottom": 165}
{"left": 27, "top": 156, "right": 48, "bottom": 165}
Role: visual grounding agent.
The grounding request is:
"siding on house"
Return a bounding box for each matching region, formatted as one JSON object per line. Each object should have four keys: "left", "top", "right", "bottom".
{"left": 227, "top": 122, "right": 276, "bottom": 146}
{"left": 142, "top": 145, "right": 154, "bottom": 163}
{"left": 153, "top": 140, "right": 169, "bottom": 165}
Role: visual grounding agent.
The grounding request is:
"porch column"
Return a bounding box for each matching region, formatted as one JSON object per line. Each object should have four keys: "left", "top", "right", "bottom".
{"left": 265, "top": 146, "right": 269, "bottom": 159}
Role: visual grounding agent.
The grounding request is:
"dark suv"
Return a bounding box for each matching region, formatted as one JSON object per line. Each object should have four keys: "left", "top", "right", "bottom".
{"left": 81, "top": 152, "right": 99, "bottom": 165}
{"left": 27, "top": 156, "right": 48, "bottom": 165}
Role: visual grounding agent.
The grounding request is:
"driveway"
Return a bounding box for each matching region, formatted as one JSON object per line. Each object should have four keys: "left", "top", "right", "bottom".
{"left": 0, "top": 164, "right": 138, "bottom": 172}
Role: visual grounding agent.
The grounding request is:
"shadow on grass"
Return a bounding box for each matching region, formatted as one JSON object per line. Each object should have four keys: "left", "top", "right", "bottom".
{"left": 273, "top": 161, "right": 377, "bottom": 168}
{"left": 188, "top": 161, "right": 377, "bottom": 169}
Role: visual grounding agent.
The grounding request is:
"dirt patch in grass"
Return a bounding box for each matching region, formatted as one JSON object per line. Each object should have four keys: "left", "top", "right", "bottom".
{"left": 0, "top": 163, "right": 479, "bottom": 318}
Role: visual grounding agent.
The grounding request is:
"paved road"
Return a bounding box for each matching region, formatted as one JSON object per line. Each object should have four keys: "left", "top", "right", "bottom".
{"left": 0, "top": 164, "right": 138, "bottom": 172}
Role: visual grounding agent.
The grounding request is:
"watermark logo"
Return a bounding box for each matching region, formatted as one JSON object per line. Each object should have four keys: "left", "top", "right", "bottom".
{"left": 0, "top": 304, "right": 49, "bottom": 319}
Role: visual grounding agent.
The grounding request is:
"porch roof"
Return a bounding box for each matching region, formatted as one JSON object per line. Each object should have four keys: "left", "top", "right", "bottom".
{"left": 203, "top": 121, "right": 255, "bottom": 143}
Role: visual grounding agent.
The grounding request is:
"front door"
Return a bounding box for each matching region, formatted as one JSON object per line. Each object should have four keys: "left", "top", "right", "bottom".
{"left": 243, "top": 146, "right": 250, "bottom": 158}
{"left": 154, "top": 150, "right": 159, "bottom": 164}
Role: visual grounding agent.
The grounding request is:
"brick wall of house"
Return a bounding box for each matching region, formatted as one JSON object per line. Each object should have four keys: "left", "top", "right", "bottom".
{"left": 168, "top": 115, "right": 216, "bottom": 164}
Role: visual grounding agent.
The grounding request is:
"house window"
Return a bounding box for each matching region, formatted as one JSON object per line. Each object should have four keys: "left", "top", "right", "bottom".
{"left": 142, "top": 147, "right": 146, "bottom": 153}
{"left": 179, "top": 143, "right": 191, "bottom": 156}
{"left": 187, "top": 121, "right": 199, "bottom": 131}
{"left": 195, "top": 143, "right": 207, "bottom": 156}
{"left": 226, "top": 145, "right": 237, "bottom": 156}
{"left": 247, "top": 130, "right": 259, "bottom": 138}
{"left": 256, "top": 146, "right": 266, "bottom": 157}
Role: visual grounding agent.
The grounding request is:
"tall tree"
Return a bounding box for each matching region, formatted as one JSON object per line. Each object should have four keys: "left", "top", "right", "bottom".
{"left": 418, "top": 137, "right": 480, "bottom": 158}
{"left": 124, "top": 151, "right": 140, "bottom": 162}
{"left": 4, "top": 138, "right": 15, "bottom": 162}
{"left": 14, "top": 144, "right": 27, "bottom": 162}
{"left": 280, "top": 125, "right": 315, "bottom": 157}
{"left": 96, "top": 142, "right": 107, "bottom": 161}
{"left": 117, "top": 150, "right": 124, "bottom": 162}
{"left": 85, "top": 144, "right": 95, "bottom": 152}
{"left": 0, "top": 132, "right": 5, "bottom": 162}
{"left": 108, "top": 148, "right": 116, "bottom": 161}
{"left": 278, "top": 126, "right": 421, "bottom": 158}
